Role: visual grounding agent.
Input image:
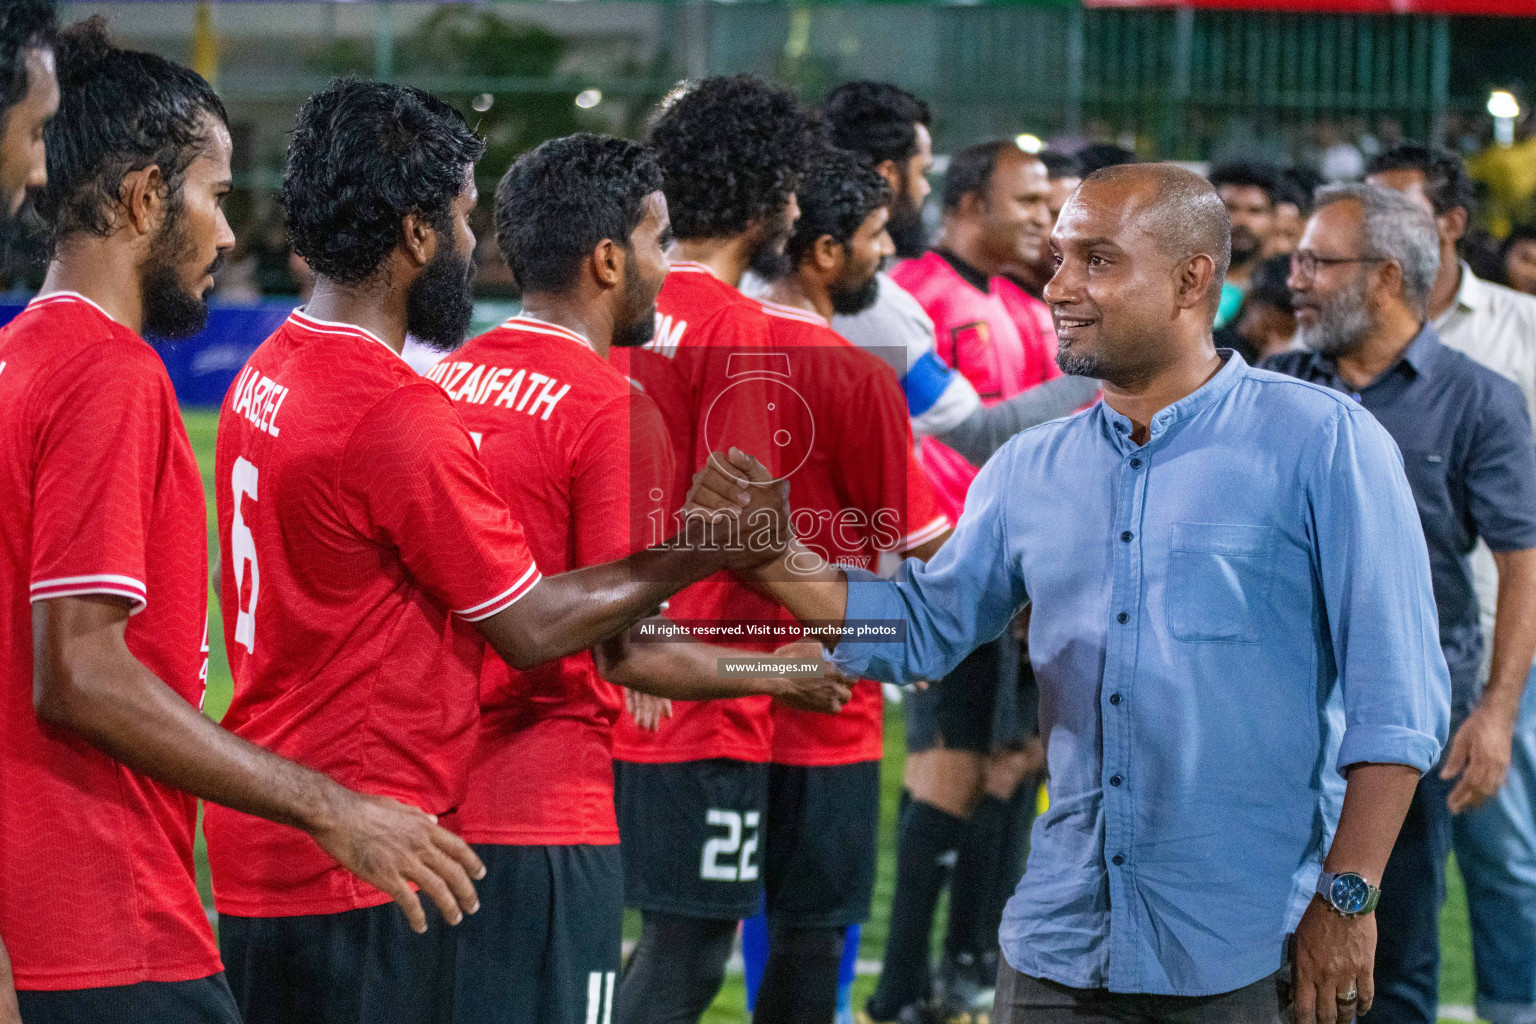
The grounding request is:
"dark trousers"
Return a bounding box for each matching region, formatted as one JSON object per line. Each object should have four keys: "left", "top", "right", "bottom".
{"left": 1368, "top": 766, "right": 1455, "bottom": 1024}
{"left": 994, "top": 961, "right": 1290, "bottom": 1024}
{"left": 17, "top": 975, "right": 240, "bottom": 1024}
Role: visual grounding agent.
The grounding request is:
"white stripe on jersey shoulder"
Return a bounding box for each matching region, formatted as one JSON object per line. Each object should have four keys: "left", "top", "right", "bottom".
{"left": 896, "top": 515, "right": 952, "bottom": 552}
{"left": 499, "top": 315, "right": 595, "bottom": 353}
{"left": 30, "top": 573, "right": 149, "bottom": 614}
{"left": 455, "top": 563, "right": 542, "bottom": 621}
{"left": 289, "top": 308, "right": 405, "bottom": 363}
{"left": 667, "top": 260, "right": 717, "bottom": 278}
{"left": 25, "top": 291, "right": 119, "bottom": 324}
{"left": 754, "top": 298, "right": 828, "bottom": 327}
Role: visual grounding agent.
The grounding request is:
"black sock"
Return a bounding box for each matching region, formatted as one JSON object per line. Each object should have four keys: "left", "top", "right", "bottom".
{"left": 616, "top": 911, "right": 737, "bottom": 1024}
{"left": 752, "top": 925, "right": 844, "bottom": 1024}
{"left": 945, "top": 793, "right": 1009, "bottom": 973}
{"left": 993, "top": 776, "right": 1038, "bottom": 916}
{"left": 866, "top": 800, "right": 967, "bottom": 1019}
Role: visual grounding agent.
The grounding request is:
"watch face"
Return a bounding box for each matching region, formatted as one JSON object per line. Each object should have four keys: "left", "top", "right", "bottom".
{"left": 1330, "top": 873, "right": 1372, "bottom": 914}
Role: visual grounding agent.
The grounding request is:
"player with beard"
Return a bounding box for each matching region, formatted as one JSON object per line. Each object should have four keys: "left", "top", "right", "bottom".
{"left": 0, "top": 4, "right": 54, "bottom": 1015}
{"left": 1209, "top": 162, "right": 1282, "bottom": 329}
{"left": 432, "top": 133, "right": 850, "bottom": 1024}
{"left": 611, "top": 74, "right": 822, "bottom": 1024}
{"left": 0, "top": 23, "right": 515, "bottom": 1024}
{"left": 208, "top": 81, "right": 790, "bottom": 1024}
{"left": 731, "top": 147, "right": 952, "bottom": 1024}
{"left": 821, "top": 83, "right": 1098, "bottom": 472}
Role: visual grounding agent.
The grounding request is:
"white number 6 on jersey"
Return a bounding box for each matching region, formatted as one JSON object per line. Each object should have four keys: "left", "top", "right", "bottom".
{"left": 230, "top": 456, "right": 260, "bottom": 654}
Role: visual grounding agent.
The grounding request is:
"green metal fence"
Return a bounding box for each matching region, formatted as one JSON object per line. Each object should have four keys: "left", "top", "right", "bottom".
{"left": 705, "top": 3, "right": 1455, "bottom": 159}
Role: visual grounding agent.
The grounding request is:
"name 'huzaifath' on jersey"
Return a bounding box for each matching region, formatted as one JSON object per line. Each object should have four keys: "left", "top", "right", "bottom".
{"left": 432, "top": 315, "right": 674, "bottom": 845}
{"left": 0, "top": 292, "right": 221, "bottom": 990}
{"left": 206, "top": 309, "right": 541, "bottom": 918}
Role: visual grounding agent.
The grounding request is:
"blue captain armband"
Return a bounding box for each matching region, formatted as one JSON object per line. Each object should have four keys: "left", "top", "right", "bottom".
{"left": 901, "top": 350, "right": 958, "bottom": 418}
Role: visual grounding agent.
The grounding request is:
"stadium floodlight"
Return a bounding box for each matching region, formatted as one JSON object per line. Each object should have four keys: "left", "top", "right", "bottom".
{"left": 1490, "top": 90, "right": 1520, "bottom": 146}
{"left": 575, "top": 89, "right": 603, "bottom": 110}
{"left": 1015, "top": 133, "right": 1043, "bottom": 154}
{"left": 1488, "top": 90, "right": 1521, "bottom": 119}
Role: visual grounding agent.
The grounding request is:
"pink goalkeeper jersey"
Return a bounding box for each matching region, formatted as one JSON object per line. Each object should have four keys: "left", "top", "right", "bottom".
{"left": 890, "top": 251, "right": 1061, "bottom": 520}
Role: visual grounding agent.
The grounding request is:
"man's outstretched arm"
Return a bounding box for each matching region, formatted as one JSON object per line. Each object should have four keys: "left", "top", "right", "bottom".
{"left": 687, "top": 449, "right": 1024, "bottom": 683}
{"left": 0, "top": 933, "right": 19, "bottom": 1024}
{"left": 475, "top": 456, "right": 791, "bottom": 670}
{"left": 34, "top": 596, "right": 485, "bottom": 934}
{"left": 937, "top": 375, "right": 1101, "bottom": 466}
{"left": 595, "top": 631, "right": 851, "bottom": 713}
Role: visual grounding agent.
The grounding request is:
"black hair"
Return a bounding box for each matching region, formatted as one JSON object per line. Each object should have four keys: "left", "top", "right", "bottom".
{"left": 38, "top": 17, "right": 226, "bottom": 247}
{"left": 784, "top": 145, "right": 891, "bottom": 269}
{"left": 1278, "top": 165, "right": 1325, "bottom": 214}
{"left": 1074, "top": 143, "right": 1136, "bottom": 176}
{"left": 648, "top": 75, "right": 819, "bottom": 241}
{"left": 282, "top": 77, "right": 485, "bottom": 284}
{"left": 1365, "top": 142, "right": 1477, "bottom": 218}
{"left": 821, "top": 81, "right": 931, "bottom": 167}
{"left": 1245, "top": 253, "right": 1294, "bottom": 312}
{"left": 1208, "top": 162, "right": 1281, "bottom": 207}
{"left": 494, "top": 133, "right": 663, "bottom": 294}
{"left": 1504, "top": 223, "right": 1536, "bottom": 256}
{"left": 1040, "top": 149, "right": 1081, "bottom": 181}
{"left": 942, "top": 139, "right": 1017, "bottom": 214}
{"left": 1, "top": 0, "right": 54, "bottom": 121}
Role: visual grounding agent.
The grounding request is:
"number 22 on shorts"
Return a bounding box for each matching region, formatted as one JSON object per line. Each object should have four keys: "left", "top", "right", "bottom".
{"left": 700, "top": 808, "right": 760, "bottom": 882}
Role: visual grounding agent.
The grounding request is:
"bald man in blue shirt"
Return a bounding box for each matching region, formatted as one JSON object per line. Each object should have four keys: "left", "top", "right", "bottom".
{"left": 688, "top": 163, "right": 1450, "bottom": 1024}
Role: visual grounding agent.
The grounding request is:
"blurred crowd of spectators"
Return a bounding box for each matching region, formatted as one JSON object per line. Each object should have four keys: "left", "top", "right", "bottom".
{"left": 5, "top": 109, "right": 1536, "bottom": 313}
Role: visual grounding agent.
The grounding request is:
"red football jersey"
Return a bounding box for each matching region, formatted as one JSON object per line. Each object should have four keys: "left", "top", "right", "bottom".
{"left": 432, "top": 317, "right": 673, "bottom": 845}
{"left": 612, "top": 262, "right": 786, "bottom": 764}
{"left": 0, "top": 293, "right": 220, "bottom": 989}
{"left": 992, "top": 275, "right": 1063, "bottom": 389}
{"left": 207, "top": 309, "right": 541, "bottom": 917}
{"left": 753, "top": 300, "right": 949, "bottom": 766}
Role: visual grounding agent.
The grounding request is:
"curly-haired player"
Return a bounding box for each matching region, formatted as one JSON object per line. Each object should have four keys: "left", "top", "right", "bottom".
{"left": 743, "top": 146, "right": 953, "bottom": 1024}
{"left": 207, "top": 79, "right": 791, "bottom": 1024}
{"left": 0, "top": 22, "right": 522, "bottom": 1024}
{"left": 431, "top": 133, "right": 849, "bottom": 1024}
{"left": 613, "top": 76, "right": 821, "bottom": 1024}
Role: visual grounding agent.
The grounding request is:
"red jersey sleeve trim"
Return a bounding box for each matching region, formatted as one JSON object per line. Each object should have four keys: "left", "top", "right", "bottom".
{"left": 30, "top": 573, "right": 149, "bottom": 614}
{"left": 454, "top": 564, "right": 542, "bottom": 621}
{"left": 896, "top": 515, "right": 952, "bottom": 553}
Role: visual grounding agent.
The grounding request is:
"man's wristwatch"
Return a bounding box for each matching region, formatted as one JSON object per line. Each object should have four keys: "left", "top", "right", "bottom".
{"left": 1315, "top": 871, "right": 1380, "bottom": 917}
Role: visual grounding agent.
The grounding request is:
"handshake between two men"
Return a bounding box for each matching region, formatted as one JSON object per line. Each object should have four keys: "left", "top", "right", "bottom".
{"left": 680, "top": 446, "right": 858, "bottom": 649}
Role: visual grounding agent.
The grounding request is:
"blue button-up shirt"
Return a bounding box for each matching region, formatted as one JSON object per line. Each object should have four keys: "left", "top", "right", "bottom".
{"left": 1267, "top": 327, "right": 1536, "bottom": 710}
{"left": 832, "top": 353, "right": 1450, "bottom": 996}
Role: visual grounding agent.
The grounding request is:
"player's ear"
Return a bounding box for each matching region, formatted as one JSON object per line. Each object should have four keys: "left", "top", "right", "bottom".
{"left": 1174, "top": 253, "right": 1216, "bottom": 312}
{"left": 592, "top": 238, "right": 624, "bottom": 289}
{"left": 119, "top": 164, "right": 166, "bottom": 239}
{"left": 400, "top": 209, "right": 437, "bottom": 268}
{"left": 813, "top": 234, "right": 841, "bottom": 275}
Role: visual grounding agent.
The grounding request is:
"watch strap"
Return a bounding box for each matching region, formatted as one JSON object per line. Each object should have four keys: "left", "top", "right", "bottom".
{"left": 1315, "top": 870, "right": 1380, "bottom": 916}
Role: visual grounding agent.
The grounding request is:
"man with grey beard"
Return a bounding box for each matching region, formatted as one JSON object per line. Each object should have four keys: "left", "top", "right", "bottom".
{"left": 1266, "top": 183, "right": 1536, "bottom": 1024}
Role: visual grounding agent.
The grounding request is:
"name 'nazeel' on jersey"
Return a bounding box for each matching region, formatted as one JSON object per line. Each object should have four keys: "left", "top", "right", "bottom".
{"left": 427, "top": 358, "right": 573, "bottom": 420}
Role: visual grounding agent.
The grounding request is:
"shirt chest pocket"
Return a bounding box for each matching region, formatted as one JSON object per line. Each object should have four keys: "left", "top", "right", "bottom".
{"left": 1166, "top": 522, "right": 1277, "bottom": 644}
